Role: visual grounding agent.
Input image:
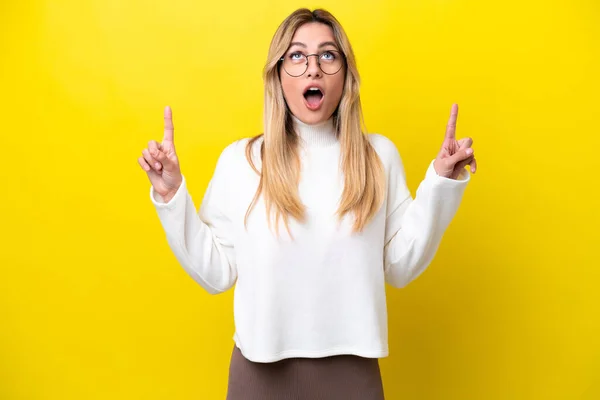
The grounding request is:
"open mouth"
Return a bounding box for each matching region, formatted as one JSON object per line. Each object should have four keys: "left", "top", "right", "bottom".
{"left": 303, "top": 87, "right": 324, "bottom": 110}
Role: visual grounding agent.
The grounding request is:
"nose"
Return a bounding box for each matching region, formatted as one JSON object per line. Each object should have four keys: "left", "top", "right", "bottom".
{"left": 305, "top": 54, "right": 322, "bottom": 78}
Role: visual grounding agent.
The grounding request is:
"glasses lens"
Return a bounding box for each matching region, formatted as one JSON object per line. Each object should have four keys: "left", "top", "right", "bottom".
{"left": 282, "top": 53, "right": 308, "bottom": 76}
{"left": 319, "top": 50, "right": 343, "bottom": 75}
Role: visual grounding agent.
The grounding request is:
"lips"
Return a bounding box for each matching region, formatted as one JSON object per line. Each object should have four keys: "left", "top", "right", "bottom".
{"left": 303, "top": 86, "right": 325, "bottom": 111}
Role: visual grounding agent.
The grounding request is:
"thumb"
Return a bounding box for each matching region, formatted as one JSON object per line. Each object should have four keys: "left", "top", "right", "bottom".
{"left": 154, "top": 148, "right": 178, "bottom": 171}
{"left": 447, "top": 147, "right": 474, "bottom": 166}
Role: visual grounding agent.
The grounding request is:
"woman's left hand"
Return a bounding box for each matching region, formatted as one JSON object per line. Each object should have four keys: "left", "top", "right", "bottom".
{"left": 433, "top": 104, "right": 477, "bottom": 180}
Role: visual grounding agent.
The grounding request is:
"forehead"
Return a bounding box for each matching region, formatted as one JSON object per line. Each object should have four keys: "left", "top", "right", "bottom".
{"left": 290, "top": 22, "right": 336, "bottom": 47}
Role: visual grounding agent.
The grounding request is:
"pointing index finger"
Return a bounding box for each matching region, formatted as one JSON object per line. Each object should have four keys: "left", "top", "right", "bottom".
{"left": 445, "top": 103, "right": 458, "bottom": 140}
{"left": 164, "top": 105, "right": 174, "bottom": 142}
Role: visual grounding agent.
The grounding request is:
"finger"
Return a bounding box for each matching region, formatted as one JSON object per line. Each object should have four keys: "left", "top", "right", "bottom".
{"left": 148, "top": 140, "right": 161, "bottom": 158}
{"left": 456, "top": 138, "right": 476, "bottom": 173}
{"left": 138, "top": 156, "right": 151, "bottom": 172}
{"left": 138, "top": 156, "right": 160, "bottom": 178}
{"left": 142, "top": 148, "right": 163, "bottom": 171}
{"left": 447, "top": 146, "right": 473, "bottom": 167}
{"left": 153, "top": 148, "right": 176, "bottom": 171}
{"left": 164, "top": 105, "right": 174, "bottom": 142}
{"left": 149, "top": 140, "right": 169, "bottom": 170}
{"left": 455, "top": 154, "right": 474, "bottom": 172}
{"left": 457, "top": 137, "right": 473, "bottom": 149}
{"left": 445, "top": 103, "right": 458, "bottom": 140}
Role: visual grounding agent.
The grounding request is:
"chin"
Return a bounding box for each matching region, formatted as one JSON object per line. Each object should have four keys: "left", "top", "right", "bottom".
{"left": 293, "top": 108, "right": 333, "bottom": 125}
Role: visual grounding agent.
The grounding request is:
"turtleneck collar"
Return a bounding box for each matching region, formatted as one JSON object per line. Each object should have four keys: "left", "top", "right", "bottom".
{"left": 292, "top": 115, "right": 338, "bottom": 147}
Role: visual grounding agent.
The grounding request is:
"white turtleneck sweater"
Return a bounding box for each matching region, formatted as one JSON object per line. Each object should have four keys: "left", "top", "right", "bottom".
{"left": 150, "top": 117, "right": 470, "bottom": 363}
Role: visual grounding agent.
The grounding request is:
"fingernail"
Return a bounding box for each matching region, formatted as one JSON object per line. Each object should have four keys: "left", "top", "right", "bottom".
{"left": 466, "top": 148, "right": 473, "bottom": 155}
{"left": 155, "top": 163, "right": 161, "bottom": 169}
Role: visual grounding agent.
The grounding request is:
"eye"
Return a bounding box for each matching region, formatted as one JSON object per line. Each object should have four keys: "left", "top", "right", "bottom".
{"left": 289, "top": 52, "right": 305, "bottom": 60}
{"left": 321, "top": 51, "right": 336, "bottom": 60}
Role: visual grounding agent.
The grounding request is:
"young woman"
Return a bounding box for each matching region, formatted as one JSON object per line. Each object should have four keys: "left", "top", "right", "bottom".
{"left": 138, "top": 8, "right": 476, "bottom": 400}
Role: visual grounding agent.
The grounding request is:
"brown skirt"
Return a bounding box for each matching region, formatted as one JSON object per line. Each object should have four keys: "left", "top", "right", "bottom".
{"left": 226, "top": 345, "right": 385, "bottom": 400}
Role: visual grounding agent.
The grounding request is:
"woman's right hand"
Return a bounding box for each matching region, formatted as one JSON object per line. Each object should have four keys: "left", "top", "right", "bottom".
{"left": 138, "top": 106, "right": 183, "bottom": 202}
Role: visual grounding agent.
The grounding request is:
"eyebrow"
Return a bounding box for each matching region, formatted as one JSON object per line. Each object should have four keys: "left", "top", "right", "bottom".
{"left": 289, "top": 41, "right": 339, "bottom": 49}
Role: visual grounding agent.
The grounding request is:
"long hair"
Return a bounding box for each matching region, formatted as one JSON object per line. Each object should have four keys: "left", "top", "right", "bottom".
{"left": 245, "top": 8, "right": 385, "bottom": 235}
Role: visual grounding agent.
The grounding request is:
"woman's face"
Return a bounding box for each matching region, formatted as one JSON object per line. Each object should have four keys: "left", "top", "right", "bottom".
{"left": 280, "top": 22, "right": 345, "bottom": 125}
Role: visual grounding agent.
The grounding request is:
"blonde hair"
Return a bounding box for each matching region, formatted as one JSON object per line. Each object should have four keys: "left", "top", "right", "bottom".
{"left": 245, "top": 8, "right": 385, "bottom": 235}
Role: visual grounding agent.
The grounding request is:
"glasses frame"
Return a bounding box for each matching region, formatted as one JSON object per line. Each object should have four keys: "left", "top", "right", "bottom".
{"left": 279, "top": 50, "right": 345, "bottom": 77}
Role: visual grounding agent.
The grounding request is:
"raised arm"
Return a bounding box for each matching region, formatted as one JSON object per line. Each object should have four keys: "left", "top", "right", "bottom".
{"left": 139, "top": 106, "right": 237, "bottom": 294}
{"left": 383, "top": 104, "right": 475, "bottom": 288}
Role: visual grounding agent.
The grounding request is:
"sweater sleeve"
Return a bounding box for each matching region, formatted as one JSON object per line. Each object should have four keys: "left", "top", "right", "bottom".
{"left": 383, "top": 146, "right": 470, "bottom": 288}
{"left": 149, "top": 143, "right": 237, "bottom": 295}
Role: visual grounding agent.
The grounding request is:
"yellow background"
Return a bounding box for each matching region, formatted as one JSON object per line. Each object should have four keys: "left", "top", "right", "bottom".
{"left": 1, "top": 0, "right": 598, "bottom": 398}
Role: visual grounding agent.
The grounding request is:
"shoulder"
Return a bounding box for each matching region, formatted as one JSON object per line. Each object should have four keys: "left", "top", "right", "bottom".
{"left": 217, "top": 135, "right": 262, "bottom": 160}
{"left": 214, "top": 135, "right": 263, "bottom": 172}
{"left": 366, "top": 133, "right": 404, "bottom": 168}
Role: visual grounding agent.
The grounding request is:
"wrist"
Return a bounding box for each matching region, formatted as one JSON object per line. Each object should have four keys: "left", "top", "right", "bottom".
{"left": 162, "top": 177, "right": 182, "bottom": 202}
{"left": 433, "top": 159, "right": 448, "bottom": 178}
{"left": 162, "top": 191, "right": 176, "bottom": 203}
{"left": 161, "top": 185, "right": 180, "bottom": 203}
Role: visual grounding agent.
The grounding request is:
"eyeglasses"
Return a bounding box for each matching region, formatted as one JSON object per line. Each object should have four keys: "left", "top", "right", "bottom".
{"left": 279, "top": 50, "right": 345, "bottom": 77}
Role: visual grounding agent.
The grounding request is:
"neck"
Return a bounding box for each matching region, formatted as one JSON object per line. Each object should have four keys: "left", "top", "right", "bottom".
{"left": 291, "top": 115, "right": 338, "bottom": 147}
